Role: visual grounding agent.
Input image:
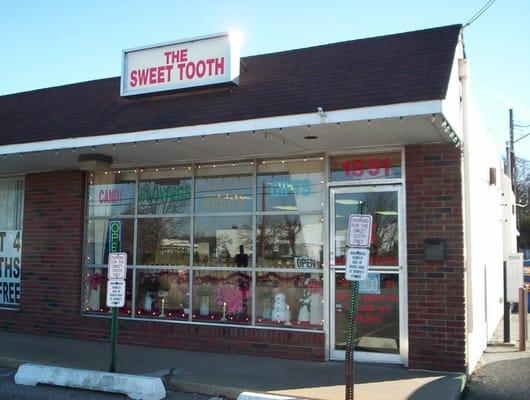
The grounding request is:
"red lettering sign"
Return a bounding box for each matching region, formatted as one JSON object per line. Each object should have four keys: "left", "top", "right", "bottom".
{"left": 342, "top": 158, "right": 391, "bottom": 178}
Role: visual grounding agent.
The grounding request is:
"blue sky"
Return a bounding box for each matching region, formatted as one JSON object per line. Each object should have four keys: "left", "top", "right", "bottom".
{"left": 0, "top": 0, "right": 528, "bottom": 159}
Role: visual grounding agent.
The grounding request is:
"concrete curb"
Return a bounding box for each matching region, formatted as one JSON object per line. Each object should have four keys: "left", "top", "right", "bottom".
{"left": 237, "top": 392, "right": 304, "bottom": 400}
{"left": 167, "top": 377, "right": 248, "bottom": 400}
{"left": 15, "top": 363, "right": 166, "bottom": 400}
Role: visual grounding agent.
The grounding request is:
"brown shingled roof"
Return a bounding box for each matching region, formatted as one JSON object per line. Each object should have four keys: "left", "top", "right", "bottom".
{"left": 0, "top": 24, "right": 461, "bottom": 146}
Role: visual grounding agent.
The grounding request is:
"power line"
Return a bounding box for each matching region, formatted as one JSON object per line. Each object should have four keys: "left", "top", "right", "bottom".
{"left": 463, "top": 0, "right": 497, "bottom": 28}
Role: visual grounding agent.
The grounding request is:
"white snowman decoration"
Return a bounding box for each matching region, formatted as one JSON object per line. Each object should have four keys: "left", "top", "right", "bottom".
{"left": 272, "top": 292, "right": 289, "bottom": 323}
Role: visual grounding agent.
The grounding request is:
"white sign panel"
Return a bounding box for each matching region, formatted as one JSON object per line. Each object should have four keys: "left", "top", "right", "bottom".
{"left": 0, "top": 230, "right": 21, "bottom": 306}
{"left": 121, "top": 32, "right": 241, "bottom": 96}
{"left": 347, "top": 214, "right": 373, "bottom": 247}
{"left": 294, "top": 257, "right": 319, "bottom": 269}
{"left": 108, "top": 252, "right": 127, "bottom": 280}
{"left": 106, "top": 280, "right": 126, "bottom": 308}
{"left": 345, "top": 248, "right": 370, "bottom": 281}
{"left": 506, "top": 253, "right": 524, "bottom": 303}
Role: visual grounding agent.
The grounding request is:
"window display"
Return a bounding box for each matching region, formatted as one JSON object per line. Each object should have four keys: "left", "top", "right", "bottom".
{"left": 83, "top": 268, "right": 133, "bottom": 315}
{"left": 135, "top": 269, "right": 189, "bottom": 320}
{"left": 83, "top": 159, "right": 326, "bottom": 331}
{"left": 192, "top": 270, "right": 252, "bottom": 324}
{"left": 256, "top": 272, "right": 323, "bottom": 329}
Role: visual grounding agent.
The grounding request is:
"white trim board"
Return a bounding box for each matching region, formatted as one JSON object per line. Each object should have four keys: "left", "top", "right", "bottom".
{"left": 0, "top": 100, "right": 442, "bottom": 155}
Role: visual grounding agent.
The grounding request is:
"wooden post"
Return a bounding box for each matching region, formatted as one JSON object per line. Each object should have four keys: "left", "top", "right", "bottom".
{"left": 519, "top": 287, "right": 527, "bottom": 351}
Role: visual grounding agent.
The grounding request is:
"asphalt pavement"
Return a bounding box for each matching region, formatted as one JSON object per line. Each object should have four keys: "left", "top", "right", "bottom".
{"left": 462, "top": 313, "right": 530, "bottom": 400}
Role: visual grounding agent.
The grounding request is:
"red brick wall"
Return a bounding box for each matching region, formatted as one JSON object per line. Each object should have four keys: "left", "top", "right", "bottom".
{"left": 405, "top": 144, "right": 466, "bottom": 372}
{"left": 0, "top": 170, "right": 323, "bottom": 361}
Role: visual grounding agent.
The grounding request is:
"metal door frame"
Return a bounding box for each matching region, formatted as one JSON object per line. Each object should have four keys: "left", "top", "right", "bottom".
{"left": 328, "top": 184, "right": 407, "bottom": 364}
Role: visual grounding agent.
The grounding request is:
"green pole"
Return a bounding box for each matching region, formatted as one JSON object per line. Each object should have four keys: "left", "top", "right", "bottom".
{"left": 345, "top": 202, "right": 365, "bottom": 400}
{"left": 110, "top": 307, "right": 118, "bottom": 372}
{"left": 345, "top": 281, "right": 360, "bottom": 400}
{"left": 109, "top": 220, "right": 121, "bottom": 373}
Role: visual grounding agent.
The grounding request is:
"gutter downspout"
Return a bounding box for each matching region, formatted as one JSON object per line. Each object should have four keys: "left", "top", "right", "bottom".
{"left": 459, "top": 52, "right": 472, "bottom": 376}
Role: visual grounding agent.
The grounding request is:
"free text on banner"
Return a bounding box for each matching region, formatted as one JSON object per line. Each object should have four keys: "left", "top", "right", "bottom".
{"left": 0, "top": 230, "right": 21, "bottom": 306}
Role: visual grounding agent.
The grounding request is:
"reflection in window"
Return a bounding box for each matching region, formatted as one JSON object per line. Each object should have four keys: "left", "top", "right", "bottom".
{"left": 335, "top": 272, "right": 399, "bottom": 353}
{"left": 83, "top": 268, "right": 133, "bottom": 315}
{"left": 256, "top": 272, "right": 323, "bottom": 329}
{"left": 334, "top": 191, "right": 398, "bottom": 266}
{"left": 257, "top": 159, "right": 323, "bottom": 212}
{"left": 257, "top": 215, "right": 323, "bottom": 269}
{"left": 194, "top": 216, "right": 252, "bottom": 267}
{"left": 136, "top": 269, "right": 189, "bottom": 320}
{"left": 193, "top": 270, "right": 252, "bottom": 324}
{"left": 138, "top": 168, "right": 191, "bottom": 214}
{"left": 85, "top": 219, "right": 134, "bottom": 265}
{"left": 195, "top": 164, "right": 253, "bottom": 213}
{"left": 137, "top": 218, "right": 190, "bottom": 266}
{"left": 88, "top": 172, "right": 136, "bottom": 217}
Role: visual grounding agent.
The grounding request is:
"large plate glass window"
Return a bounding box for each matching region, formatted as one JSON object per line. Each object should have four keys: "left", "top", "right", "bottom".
{"left": 0, "top": 178, "right": 24, "bottom": 309}
{"left": 195, "top": 164, "right": 253, "bottom": 213}
{"left": 83, "top": 158, "right": 326, "bottom": 332}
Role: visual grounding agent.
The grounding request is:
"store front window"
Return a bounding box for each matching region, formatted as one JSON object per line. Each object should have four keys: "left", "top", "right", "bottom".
{"left": 0, "top": 178, "right": 24, "bottom": 309}
{"left": 83, "top": 158, "right": 324, "bottom": 330}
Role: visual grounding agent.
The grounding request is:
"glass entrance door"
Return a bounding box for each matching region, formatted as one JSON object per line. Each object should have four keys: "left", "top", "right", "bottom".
{"left": 329, "top": 185, "right": 405, "bottom": 364}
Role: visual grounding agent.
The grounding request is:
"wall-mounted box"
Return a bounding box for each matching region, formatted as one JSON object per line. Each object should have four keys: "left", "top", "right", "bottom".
{"left": 424, "top": 238, "right": 445, "bottom": 261}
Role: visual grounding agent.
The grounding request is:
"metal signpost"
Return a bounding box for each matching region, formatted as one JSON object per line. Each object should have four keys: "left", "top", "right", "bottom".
{"left": 344, "top": 210, "right": 372, "bottom": 400}
{"left": 106, "top": 221, "right": 125, "bottom": 373}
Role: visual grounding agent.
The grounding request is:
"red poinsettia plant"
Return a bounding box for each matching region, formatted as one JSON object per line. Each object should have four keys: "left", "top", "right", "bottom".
{"left": 88, "top": 272, "right": 102, "bottom": 289}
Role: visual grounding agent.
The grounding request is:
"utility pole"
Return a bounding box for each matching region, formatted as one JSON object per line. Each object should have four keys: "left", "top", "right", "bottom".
{"left": 509, "top": 109, "right": 515, "bottom": 190}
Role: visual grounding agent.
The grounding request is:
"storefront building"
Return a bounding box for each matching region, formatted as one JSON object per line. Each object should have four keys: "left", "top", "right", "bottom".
{"left": 0, "top": 25, "right": 516, "bottom": 374}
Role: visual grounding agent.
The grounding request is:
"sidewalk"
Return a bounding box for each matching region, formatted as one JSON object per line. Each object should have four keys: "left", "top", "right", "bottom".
{"left": 0, "top": 331, "right": 464, "bottom": 400}
{"left": 462, "top": 313, "right": 530, "bottom": 399}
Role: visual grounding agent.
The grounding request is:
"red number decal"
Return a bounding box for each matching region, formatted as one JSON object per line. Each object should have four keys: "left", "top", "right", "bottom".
{"left": 382, "top": 158, "right": 390, "bottom": 176}
{"left": 352, "top": 159, "right": 364, "bottom": 177}
{"left": 342, "top": 160, "right": 352, "bottom": 177}
{"left": 367, "top": 159, "right": 380, "bottom": 176}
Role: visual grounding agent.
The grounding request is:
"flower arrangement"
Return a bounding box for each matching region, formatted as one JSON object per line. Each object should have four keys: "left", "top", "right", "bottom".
{"left": 88, "top": 272, "right": 102, "bottom": 289}
{"left": 215, "top": 285, "right": 244, "bottom": 314}
{"left": 307, "top": 278, "right": 322, "bottom": 295}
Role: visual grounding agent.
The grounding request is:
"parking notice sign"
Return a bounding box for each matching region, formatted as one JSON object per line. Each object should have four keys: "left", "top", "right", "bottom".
{"left": 345, "top": 248, "right": 370, "bottom": 281}
{"left": 347, "top": 214, "right": 373, "bottom": 248}
{"left": 106, "top": 280, "right": 125, "bottom": 308}
{"left": 108, "top": 252, "right": 127, "bottom": 280}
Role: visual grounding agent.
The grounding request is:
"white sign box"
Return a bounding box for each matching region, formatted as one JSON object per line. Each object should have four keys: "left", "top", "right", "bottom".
{"left": 506, "top": 253, "right": 524, "bottom": 303}
{"left": 345, "top": 248, "right": 370, "bottom": 281}
{"left": 347, "top": 214, "right": 373, "bottom": 247}
{"left": 121, "top": 32, "right": 241, "bottom": 96}
{"left": 106, "top": 280, "right": 126, "bottom": 308}
{"left": 108, "top": 252, "right": 127, "bottom": 280}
